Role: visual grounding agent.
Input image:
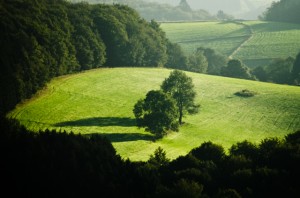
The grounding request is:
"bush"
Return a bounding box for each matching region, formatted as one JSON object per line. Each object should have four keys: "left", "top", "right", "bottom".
{"left": 234, "top": 89, "right": 257, "bottom": 97}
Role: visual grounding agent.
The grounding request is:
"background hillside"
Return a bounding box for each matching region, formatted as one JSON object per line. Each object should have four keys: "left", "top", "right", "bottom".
{"left": 161, "top": 21, "right": 300, "bottom": 68}
{"left": 70, "top": 0, "right": 276, "bottom": 20}
{"left": 144, "top": 0, "right": 278, "bottom": 19}
{"left": 69, "top": 0, "right": 215, "bottom": 21}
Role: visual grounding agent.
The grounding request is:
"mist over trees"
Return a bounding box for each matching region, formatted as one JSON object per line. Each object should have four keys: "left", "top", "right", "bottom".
{"left": 144, "top": 0, "right": 275, "bottom": 20}
{"left": 262, "top": 0, "right": 300, "bottom": 24}
{"left": 69, "top": 0, "right": 215, "bottom": 21}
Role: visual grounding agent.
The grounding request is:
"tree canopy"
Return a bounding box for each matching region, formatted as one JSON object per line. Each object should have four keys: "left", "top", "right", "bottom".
{"left": 133, "top": 90, "right": 179, "bottom": 137}
{"left": 221, "top": 59, "right": 253, "bottom": 80}
{"left": 262, "top": 0, "right": 300, "bottom": 24}
{"left": 0, "top": 0, "right": 181, "bottom": 116}
{"left": 265, "top": 57, "right": 294, "bottom": 84}
{"left": 161, "top": 70, "right": 199, "bottom": 125}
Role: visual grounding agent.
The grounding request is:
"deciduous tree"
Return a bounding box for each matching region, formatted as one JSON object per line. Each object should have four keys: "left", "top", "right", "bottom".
{"left": 161, "top": 70, "right": 199, "bottom": 125}
{"left": 221, "top": 59, "right": 253, "bottom": 80}
{"left": 133, "top": 90, "right": 179, "bottom": 138}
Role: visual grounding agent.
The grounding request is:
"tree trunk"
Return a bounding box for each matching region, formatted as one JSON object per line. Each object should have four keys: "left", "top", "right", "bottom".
{"left": 179, "top": 110, "right": 183, "bottom": 125}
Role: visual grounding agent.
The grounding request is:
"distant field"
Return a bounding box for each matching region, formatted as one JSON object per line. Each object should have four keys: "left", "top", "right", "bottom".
{"left": 8, "top": 68, "right": 300, "bottom": 161}
{"left": 161, "top": 21, "right": 300, "bottom": 67}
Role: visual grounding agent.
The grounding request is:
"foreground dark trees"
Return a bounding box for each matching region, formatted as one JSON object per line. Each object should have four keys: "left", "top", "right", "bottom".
{"left": 1, "top": 117, "right": 299, "bottom": 198}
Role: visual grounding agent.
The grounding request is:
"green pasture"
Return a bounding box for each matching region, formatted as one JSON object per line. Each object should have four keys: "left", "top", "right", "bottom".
{"left": 161, "top": 21, "right": 249, "bottom": 56}
{"left": 161, "top": 21, "right": 300, "bottom": 67}
{"left": 8, "top": 68, "right": 300, "bottom": 161}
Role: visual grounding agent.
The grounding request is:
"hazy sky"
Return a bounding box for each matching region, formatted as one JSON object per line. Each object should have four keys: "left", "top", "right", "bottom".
{"left": 144, "top": 0, "right": 279, "bottom": 19}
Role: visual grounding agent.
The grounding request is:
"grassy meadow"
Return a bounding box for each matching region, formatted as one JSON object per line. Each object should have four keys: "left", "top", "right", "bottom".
{"left": 8, "top": 68, "right": 300, "bottom": 161}
{"left": 161, "top": 21, "right": 300, "bottom": 67}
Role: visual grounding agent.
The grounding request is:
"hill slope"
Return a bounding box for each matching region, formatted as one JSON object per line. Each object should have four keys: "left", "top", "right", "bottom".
{"left": 8, "top": 68, "right": 300, "bottom": 160}
{"left": 161, "top": 21, "right": 300, "bottom": 67}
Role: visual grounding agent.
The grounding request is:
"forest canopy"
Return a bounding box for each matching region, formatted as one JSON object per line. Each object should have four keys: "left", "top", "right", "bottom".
{"left": 262, "top": 0, "right": 300, "bottom": 24}
{"left": 0, "top": 0, "right": 179, "bottom": 115}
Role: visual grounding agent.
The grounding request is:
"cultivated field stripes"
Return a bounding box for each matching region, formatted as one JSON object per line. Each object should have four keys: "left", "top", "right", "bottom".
{"left": 161, "top": 21, "right": 300, "bottom": 67}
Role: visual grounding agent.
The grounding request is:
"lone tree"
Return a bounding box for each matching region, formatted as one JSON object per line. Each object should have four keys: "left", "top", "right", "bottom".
{"left": 133, "top": 90, "right": 179, "bottom": 138}
{"left": 161, "top": 70, "right": 199, "bottom": 125}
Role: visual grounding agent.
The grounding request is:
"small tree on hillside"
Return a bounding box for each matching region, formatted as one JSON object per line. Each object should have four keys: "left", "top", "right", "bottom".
{"left": 133, "top": 90, "right": 179, "bottom": 138}
{"left": 148, "top": 146, "right": 170, "bottom": 167}
{"left": 161, "top": 70, "right": 199, "bottom": 125}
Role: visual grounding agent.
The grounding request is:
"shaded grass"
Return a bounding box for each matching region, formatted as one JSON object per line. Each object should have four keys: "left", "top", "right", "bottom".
{"left": 8, "top": 68, "right": 300, "bottom": 161}
{"left": 86, "top": 132, "right": 155, "bottom": 143}
{"left": 54, "top": 117, "right": 136, "bottom": 127}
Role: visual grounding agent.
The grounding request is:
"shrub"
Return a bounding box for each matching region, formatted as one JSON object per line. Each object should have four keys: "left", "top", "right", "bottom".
{"left": 234, "top": 89, "right": 257, "bottom": 97}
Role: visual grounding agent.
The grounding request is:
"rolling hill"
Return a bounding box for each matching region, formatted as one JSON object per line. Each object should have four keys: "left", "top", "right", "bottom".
{"left": 161, "top": 20, "right": 300, "bottom": 67}
{"left": 8, "top": 68, "right": 300, "bottom": 161}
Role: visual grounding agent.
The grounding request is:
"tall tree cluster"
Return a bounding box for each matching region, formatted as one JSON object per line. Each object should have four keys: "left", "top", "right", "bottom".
{"left": 134, "top": 70, "right": 199, "bottom": 137}
{"left": 0, "top": 0, "right": 179, "bottom": 116}
{"left": 262, "top": 0, "right": 300, "bottom": 24}
{"left": 250, "top": 53, "right": 300, "bottom": 85}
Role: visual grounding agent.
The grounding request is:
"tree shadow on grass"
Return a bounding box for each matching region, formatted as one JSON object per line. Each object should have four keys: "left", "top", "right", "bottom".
{"left": 85, "top": 132, "right": 155, "bottom": 143}
{"left": 54, "top": 117, "right": 136, "bottom": 127}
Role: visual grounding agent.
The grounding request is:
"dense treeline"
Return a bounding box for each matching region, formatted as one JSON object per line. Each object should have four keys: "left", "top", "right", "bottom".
{"left": 262, "top": 0, "right": 300, "bottom": 24}
{"left": 164, "top": 45, "right": 288, "bottom": 84}
{"left": 0, "top": 0, "right": 179, "bottom": 115}
{"left": 1, "top": 117, "right": 299, "bottom": 197}
{"left": 251, "top": 54, "right": 300, "bottom": 85}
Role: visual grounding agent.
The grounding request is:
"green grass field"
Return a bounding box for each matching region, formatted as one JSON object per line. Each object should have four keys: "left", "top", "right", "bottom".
{"left": 8, "top": 68, "right": 300, "bottom": 161}
{"left": 160, "top": 21, "right": 300, "bottom": 67}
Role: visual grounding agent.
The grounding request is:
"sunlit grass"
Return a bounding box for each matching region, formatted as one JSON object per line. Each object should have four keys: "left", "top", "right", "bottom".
{"left": 8, "top": 68, "right": 300, "bottom": 161}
